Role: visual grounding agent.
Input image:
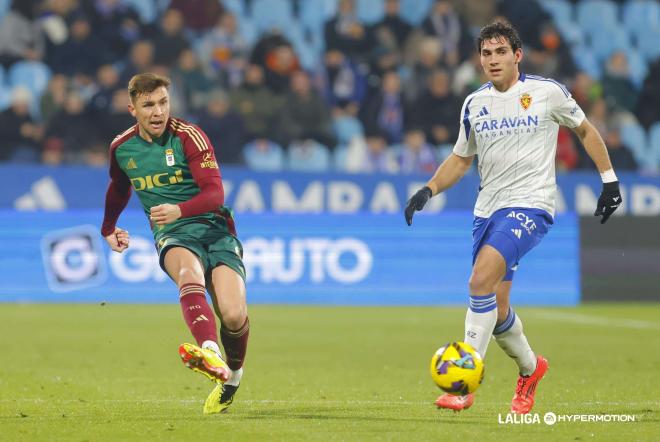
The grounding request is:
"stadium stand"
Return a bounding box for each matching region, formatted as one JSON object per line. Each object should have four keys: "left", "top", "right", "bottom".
{"left": 0, "top": 0, "right": 656, "bottom": 173}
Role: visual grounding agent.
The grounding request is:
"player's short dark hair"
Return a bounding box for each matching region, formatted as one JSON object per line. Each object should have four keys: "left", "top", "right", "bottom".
{"left": 128, "top": 73, "right": 171, "bottom": 102}
{"left": 477, "top": 22, "right": 523, "bottom": 53}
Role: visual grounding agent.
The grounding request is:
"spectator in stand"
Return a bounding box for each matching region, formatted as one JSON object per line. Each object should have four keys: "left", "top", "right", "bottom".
{"left": 83, "top": 0, "right": 142, "bottom": 61}
{"left": 169, "top": 0, "right": 223, "bottom": 33}
{"left": 40, "top": 74, "right": 69, "bottom": 124}
{"left": 571, "top": 72, "right": 602, "bottom": 112}
{"left": 279, "top": 70, "right": 335, "bottom": 148}
{"left": 91, "top": 88, "right": 135, "bottom": 154}
{"left": 454, "top": 0, "right": 496, "bottom": 30}
{"left": 250, "top": 31, "right": 300, "bottom": 95}
{"left": 48, "top": 13, "right": 108, "bottom": 77}
{"left": 412, "top": 69, "right": 461, "bottom": 146}
{"left": 324, "top": 0, "right": 373, "bottom": 61}
{"left": 42, "top": 92, "right": 100, "bottom": 165}
{"left": 196, "top": 90, "right": 246, "bottom": 165}
{"left": 0, "top": 0, "right": 44, "bottom": 68}
{"left": 196, "top": 12, "right": 249, "bottom": 88}
{"left": 171, "top": 49, "right": 212, "bottom": 112}
{"left": 40, "top": 0, "right": 87, "bottom": 51}
{"left": 151, "top": 9, "right": 190, "bottom": 67}
{"left": 522, "top": 22, "right": 576, "bottom": 81}
{"left": 497, "top": 0, "right": 551, "bottom": 53}
{"left": 99, "top": 88, "right": 134, "bottom": 145}
{"left": 323, "top": 49, "right": 368, "bottom": 115}
{"left": 452, "top": 51, "right": 489, "bottom": 96}
{"left": 555, "top": 127, "right": 579, "bottom": 171}
{"left": 361, "top": 70, "right": 406, "bottom": 144}
{"left": 397, "top": 128, "right": 437, "bottom": 174}
{"left": 0, "top": 87, "right": 43, "bottom": 162}
{"left": 602, "top": 51, "right": 638, "bottom": 114}
{"left": 88, "top": 64, "right": 121, "bottom": 118}
{"left": 576, "top": 118, "right": 639, "bottom": 171}
{"left": 635, "top": 58, "right": 660, "bottom": 129}
{"left": 119, "top": 40, "right": 155, "bottom": 84}
{"left": 420, "top": 0, "right": 472, "bottom": 67}
{"left": 368, "top": 46, "right": 401, "bottom": 85}
{"left": 604, "top": 124, "right": 638, "bottom": 171}
{"left": 343, "top": 131, "right": 399, "bottom": 174}
{"left": 371, "top": 0, "right": 413, "bottom": 59}
{"left": 403, "top": 37, "right": 443, "bottom": 102}
{"left": 229, "top": 64, "right": 284, "bottom": 141}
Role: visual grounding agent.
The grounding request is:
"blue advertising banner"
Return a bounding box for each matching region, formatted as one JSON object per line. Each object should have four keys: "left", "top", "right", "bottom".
{"left": 1, "top": 165, "right": 659, "bottom": 216}
{"left": 0, "top": 210, "right": 579, "bottom": 305}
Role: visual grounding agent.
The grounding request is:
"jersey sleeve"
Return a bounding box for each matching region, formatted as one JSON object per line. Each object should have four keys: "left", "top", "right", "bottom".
{"left": 177, "top": 123, "right": 225, "bottom": 218}
{"left": 101, "top": 146, "right": 132, "bottom": 236}
{"left": 452, "top": 96, "right": 477, "bottom": 157}
{"left": 548, "top": 83, "right": 585, "bottom": 128}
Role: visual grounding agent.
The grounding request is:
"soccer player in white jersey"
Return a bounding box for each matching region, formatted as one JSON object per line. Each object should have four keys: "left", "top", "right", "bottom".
{"left": 405, "top": 22, "right": 622, "bottom": 414}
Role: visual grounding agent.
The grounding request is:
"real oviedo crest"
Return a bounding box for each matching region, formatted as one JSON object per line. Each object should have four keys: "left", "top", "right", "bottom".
{"left": 520, "top": 93, "right": 532, "bottom": 110}
{"left": 165, "top": 149, "right": 175, "bottom": 166}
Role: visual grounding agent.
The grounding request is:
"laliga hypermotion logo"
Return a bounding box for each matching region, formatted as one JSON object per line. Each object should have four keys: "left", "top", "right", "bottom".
{"left": 41, "top": 225, "right": 107, "bottom": 292}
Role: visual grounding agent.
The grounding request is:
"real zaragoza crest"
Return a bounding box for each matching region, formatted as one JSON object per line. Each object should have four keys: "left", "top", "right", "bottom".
{"left": 520, "top": 93, "right": 532, "bottom": 110}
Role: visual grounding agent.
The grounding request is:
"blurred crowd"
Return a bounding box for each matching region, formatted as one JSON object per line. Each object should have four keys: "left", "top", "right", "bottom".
{"left": 0, "top": 0, "right": 658, "bottom": 174}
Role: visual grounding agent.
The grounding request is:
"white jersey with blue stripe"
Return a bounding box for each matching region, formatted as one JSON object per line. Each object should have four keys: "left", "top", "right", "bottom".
{"left": 453, "top": 73, "right": 585, "bottom": 218}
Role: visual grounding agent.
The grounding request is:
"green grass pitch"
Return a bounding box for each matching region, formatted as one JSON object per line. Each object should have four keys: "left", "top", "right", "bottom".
{"left": 1, "top": 304, "right": 658, "bottom": 441}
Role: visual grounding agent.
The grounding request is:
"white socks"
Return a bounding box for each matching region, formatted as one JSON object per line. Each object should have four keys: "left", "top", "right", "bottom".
{"left": 202, "top": 340, "right": 244, "bottom": 386}
{"left": 464, "top": 296, "right": 537, "bottom": 376}
{"left": 464, "top": 294, "right": 498, "bottom": 359}
{"left": 493, "top": 307, "right": 537, "bottom": 376}
{"left": 226, "top": 368, "right": 243, "bottom": 387}
{"left": 202, "top": 340, "right": 222, "bottom": 356}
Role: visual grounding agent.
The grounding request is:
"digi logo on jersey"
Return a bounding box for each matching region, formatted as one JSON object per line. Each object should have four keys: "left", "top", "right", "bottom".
{"left": 130, "top": 170, "right": 183, "bottom": 190}
{"left": 41, "top": 225, "right": 107, "bottom": 292}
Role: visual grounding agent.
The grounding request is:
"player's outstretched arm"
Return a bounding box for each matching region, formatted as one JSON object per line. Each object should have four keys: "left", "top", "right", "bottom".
{"left": 104, "top": 227, "right": 130, "bottom": 253}
{"left": 572, "top": 118, "right": 622, "bottom": 224}
{"left": 405, "top": 153, "right": 474, "bottom": 225}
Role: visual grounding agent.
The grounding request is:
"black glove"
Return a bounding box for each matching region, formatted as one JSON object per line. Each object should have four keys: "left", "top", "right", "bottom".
{"left": 594, "top": 181, "right": 622, "bottom": 224}
{"left": 405, "top": 186, "right": 433, "bottom": 226}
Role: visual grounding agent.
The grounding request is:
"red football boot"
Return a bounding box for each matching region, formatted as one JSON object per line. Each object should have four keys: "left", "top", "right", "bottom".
{"left": 435, "top": 393, "right": 474, "bottom": 411}
{"left": 511, "top": 355, "right": 548, "bottom": 414}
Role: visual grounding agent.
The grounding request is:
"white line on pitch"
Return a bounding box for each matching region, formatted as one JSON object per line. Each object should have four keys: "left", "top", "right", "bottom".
{"left": 523, "top": 310, "right": 660, "bottom": 331}
{"left": 2, "top": 399, "right": 659, "bottom": 407}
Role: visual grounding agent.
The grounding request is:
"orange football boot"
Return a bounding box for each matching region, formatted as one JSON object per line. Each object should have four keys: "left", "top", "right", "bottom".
{"left": 511, "top": 355, "right": 548, "bottom": 414}
{"left": 435, "top": 393, "right": 475, "bottom": 411}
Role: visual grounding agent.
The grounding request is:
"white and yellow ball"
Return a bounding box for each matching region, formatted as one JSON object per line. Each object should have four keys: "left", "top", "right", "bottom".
{"left": 430, "top": 342, "right": 484, "bottom": 395}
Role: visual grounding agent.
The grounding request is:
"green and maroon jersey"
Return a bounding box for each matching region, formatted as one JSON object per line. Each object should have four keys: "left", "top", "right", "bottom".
{"left": 101, "top": 117, "right": 236, "bottom": 239}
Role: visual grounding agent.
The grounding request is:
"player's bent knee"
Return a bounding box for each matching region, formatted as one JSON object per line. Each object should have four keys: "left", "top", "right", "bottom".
{"left": 177, "top": 266, "right": 204, "bottom": 286}
{"left": 468, "top": 271, "right": 494, "bottom": 295}
{"left": 221, "top": 307, "right": 247, "bottom": 330}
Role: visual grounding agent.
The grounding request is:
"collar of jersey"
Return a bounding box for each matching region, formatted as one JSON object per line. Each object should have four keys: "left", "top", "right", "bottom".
{"left": 489, "top": 72, "right": 526, "bottom": 96}
{"left": 135, "top": 128, "right": 171, "bottom": 147}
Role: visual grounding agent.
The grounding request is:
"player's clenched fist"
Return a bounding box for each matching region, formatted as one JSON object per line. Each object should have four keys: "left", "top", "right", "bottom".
{"left": 594, "top": 181, "right": 622, "bottom": 224}
{"left": 150, "top": 203, "right": 182, "bottom": 225}
{"left": 405, "top": 186, "right": 433, "bottom": 226}
{"left": 104, "top": 227, "right": 130, "bottom": 253}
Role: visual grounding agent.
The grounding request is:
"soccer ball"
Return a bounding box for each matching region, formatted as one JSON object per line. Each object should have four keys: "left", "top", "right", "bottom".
{"left": 429, "top": 342, "right": 484, "bottom": 395}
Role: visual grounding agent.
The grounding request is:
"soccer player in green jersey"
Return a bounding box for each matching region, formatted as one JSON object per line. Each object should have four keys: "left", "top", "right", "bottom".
{"left": 101, "top": 73, "right": 248, "bottom": 414}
